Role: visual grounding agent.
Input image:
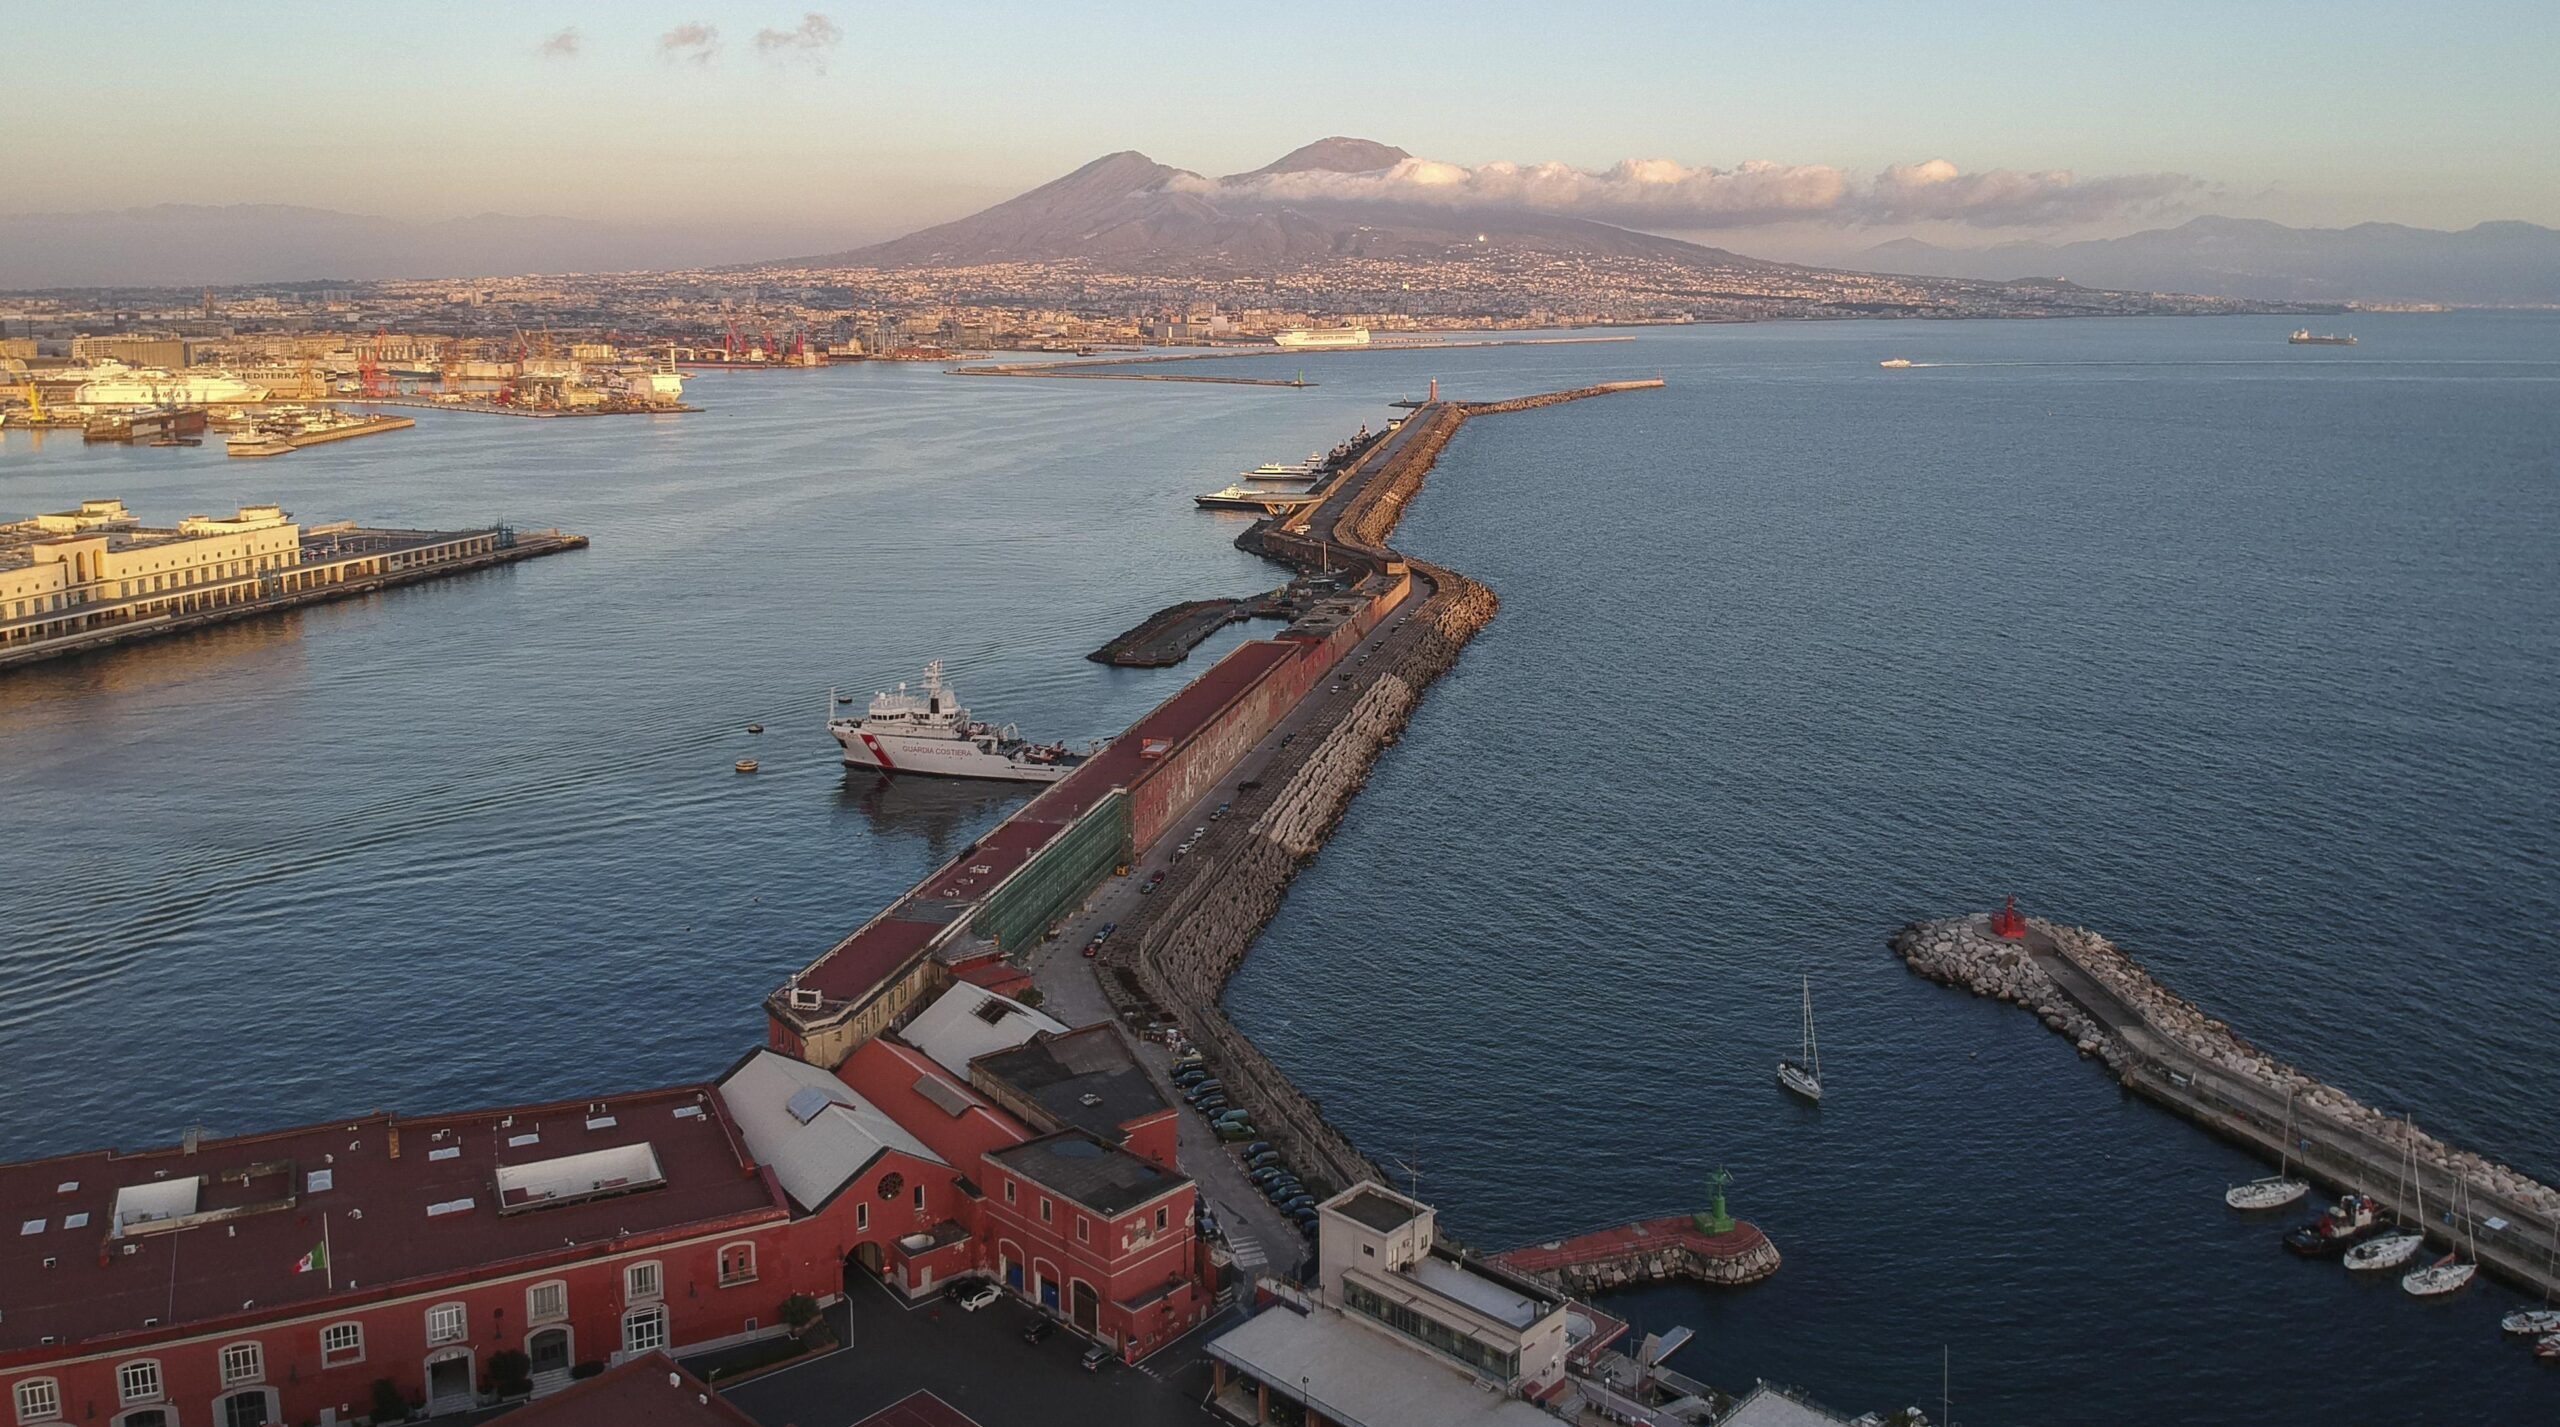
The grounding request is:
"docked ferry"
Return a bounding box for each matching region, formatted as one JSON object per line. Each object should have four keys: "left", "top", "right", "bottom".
{"left": 830, "top": 661, "right": 1102, "bottom": 782}
{"left": 1273, "top": 328, "right": 1371, "bottom": 349}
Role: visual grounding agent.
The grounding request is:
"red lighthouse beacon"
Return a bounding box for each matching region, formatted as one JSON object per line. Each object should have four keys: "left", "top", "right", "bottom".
{"left": 1990, "top": 893, "right": 2027, "bottom": 940}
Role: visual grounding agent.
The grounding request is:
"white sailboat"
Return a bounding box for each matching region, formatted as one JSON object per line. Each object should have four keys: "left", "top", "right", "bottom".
{"left": 1777, "top": 977, "right": 1823, "bottom": 1102}
{"left": 2499, "top": 1230, "right": 2560, "bottom": 1334}
{"left": 2402, "top": 1176, "right": 2479, "bottom": 1297}
{"left": 2345, "top": 1116, "right": 2426, "bottom": 1271}
{"left": 2224, "top": 1087, "right": 2310, "bottom": 1210}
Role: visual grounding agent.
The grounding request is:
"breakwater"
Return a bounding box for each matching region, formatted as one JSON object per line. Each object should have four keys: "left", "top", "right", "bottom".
{"left": 1493, "top": 1213, "right": 1783, "bottom": 1296}
{"left": 1103, "top": 384, "right": 1712, "bottom": 1228}
{"left": 1894, "top": 912, "right": 2560, "bottom": 1297}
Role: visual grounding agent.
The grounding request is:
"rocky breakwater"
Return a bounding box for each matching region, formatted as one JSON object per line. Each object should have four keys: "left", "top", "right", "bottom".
{"left": 1893, "top": 912, "right": 2560, "bottom": 1251}
{"left": 1493, "top": 1211, "right": 1782, "bottom": 1297}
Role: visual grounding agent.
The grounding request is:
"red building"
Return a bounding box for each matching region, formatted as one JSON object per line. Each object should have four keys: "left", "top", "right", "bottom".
{"left": 0, "top": 1086, "right": 839, "bottom": 1427}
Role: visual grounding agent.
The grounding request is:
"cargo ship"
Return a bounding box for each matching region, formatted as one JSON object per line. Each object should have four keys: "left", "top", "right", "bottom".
{"left": 2288, "top": 330, "right": 2357, "bottom": 346}
{"left": 830, "top": 661, "right": 1103, "bottom": 782}
{"left": 1273, "top": 328, "right": 1371, "bottom": 349}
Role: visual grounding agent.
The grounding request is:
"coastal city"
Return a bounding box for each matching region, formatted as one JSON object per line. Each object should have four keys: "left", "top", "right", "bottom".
{"left": 5, "top": 7, "right": 2557, "bottom": 1427}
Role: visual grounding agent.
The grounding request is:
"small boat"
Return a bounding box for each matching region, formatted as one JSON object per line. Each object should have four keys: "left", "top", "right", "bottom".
{"left": 2402, "top": 1178, "right": 2479, "bottom": 1297}
{"left": 2347, "top": 1115, "right": 2427, "bottom": 1271}
{"left": 746, "top": 724, "right": 764, "bottom": 734}
{"left": 2225, "top": 1086, "right": 2308, "bottom": 1210}
{"left": 2537, "top": 1334, "right": 2560, "bottom": 1362}
{"left": 734, "top": 759, "right": 759, "bottom": 773}
{"left": 1777, "top": 977, "right": 1823, "bottom": 1103}
{"left": 2284, "top": 1194, "right": 2380, "bottom": 1256}
{"left": 2501, "top": 1309, "right": 2560, "bottom": 1337}
{"left": 1879, "top": 358, "right": 1914, "bottom": 369}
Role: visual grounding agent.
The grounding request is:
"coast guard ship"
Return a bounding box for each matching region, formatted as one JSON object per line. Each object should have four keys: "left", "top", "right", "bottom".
{"left": 830, "top": 661, "right": 1102, "bottom": 782}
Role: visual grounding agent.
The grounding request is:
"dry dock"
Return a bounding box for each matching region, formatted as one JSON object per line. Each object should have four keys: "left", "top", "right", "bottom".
{"left": 1895, "top": 911, "right": 2560, "bottom": 1300}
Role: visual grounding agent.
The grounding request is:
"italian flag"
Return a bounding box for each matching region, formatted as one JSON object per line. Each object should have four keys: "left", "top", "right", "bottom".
{"left": 295, "top": 1241, "right": 328, "bottom": 1275}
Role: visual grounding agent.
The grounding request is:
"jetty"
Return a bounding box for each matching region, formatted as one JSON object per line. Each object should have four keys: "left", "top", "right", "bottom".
{"left": 1493, "top": 1176, "right": 1782, "bottom": 1296}
{"left": 1894, "top": 904, "right": 2560, "bottom": 1299}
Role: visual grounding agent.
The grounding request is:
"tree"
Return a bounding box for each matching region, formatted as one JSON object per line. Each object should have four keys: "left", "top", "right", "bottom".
{"left": 489, "top": 1349, "right": 533, "bottom": 1397}
{"left": 368, "top": 1377, "right": 410, "bottom": 1424}
{"left": 780, "top": 1292, "right": 821, "bottom": 1335}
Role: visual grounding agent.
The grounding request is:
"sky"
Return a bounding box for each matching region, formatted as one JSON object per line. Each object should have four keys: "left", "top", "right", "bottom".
{"left": 6, "top": 0, "right": 2555, "bottom": 262}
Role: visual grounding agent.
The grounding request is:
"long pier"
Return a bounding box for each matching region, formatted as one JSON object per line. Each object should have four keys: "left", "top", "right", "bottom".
{"left": 1895, "top": 913, "right": 2560, "bottom": 1300}
{"left": 0, "top": 529, "right": 586, "bottom": 672}
{"left": 945, "top": 334, "right": 1639, "bottom": 385}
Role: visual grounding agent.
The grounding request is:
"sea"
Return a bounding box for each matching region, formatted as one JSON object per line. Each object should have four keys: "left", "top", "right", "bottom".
{"left": 3, "top": 315, "right": 2554, "bottom": 1424}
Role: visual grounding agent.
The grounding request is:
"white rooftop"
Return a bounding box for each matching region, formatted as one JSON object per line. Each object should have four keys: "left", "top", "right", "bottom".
{"left": 1403, "top": 1254, "right": 1549, "bottom": 1330}
{"left": 1720, "top": 1383, "right": 1860, "bottom": 1427}
{"left": 1208, "top": 1303, "right": 1558, "bottom": 1427}
{"left": 898, "top": 983, "right": 1067, "bottom": 1078}
{"left": 716, "top": 1050, "right": 943, "bottom": 1213}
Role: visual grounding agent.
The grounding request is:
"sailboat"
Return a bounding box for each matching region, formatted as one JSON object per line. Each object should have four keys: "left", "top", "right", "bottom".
{"left": 2499, "top": 1228, "right": 2560, "bottom": 1335}
{"left": 2345, "top": 1116, "right": 2427, "bottom": 1271}
{"left": 1777, "top": 977, "right": 1823, "bottom": 1102}
{"left": 2224, "top": 1087, "right": 2310, "bottom": 1210}
{"left": 2402, "top": 1175, "right": 2479, "bottom": 1297}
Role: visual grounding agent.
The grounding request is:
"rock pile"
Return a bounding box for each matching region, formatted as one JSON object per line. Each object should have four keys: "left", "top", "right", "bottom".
{"left": 1890, "top": 917, "right": 2123, "bottom": 1070}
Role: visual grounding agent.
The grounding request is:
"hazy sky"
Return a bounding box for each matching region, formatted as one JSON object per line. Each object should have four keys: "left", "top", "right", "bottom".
{"left": 9, "top": 0, "right": 2554, "bottom": 254}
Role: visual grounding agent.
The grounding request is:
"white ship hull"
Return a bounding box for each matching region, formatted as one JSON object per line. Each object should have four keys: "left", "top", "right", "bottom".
{"left": 1273, "top": 328, "right": 1370, "bottom": 349}
{"left": 833, "top": 723, "right": 1077, "bottom": 782}
{"left": 75, "top": 374, "right": 272, "bottom": 405}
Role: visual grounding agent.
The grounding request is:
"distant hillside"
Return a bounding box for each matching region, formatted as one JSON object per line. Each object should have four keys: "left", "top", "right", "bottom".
{"left": 1859, "top": 216, "right": 2560, "bottom": 305}
{"left": 781, "top": 137, "right": 1771, "bottom": 273}
{"left": 0, "top": 204, "right": 788, "bottom": 287}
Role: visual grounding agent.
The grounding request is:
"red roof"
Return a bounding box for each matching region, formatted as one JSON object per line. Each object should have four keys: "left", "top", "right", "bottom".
{"left": 836, "top": 1040, "right": 1029, "bottom": 1173}
{"left": 0, "top": 1086, "right": 780, "bottom": 1358}
{"left": 502, "top": 1351, "right": 761, "bottom": 1427}
{"left": 788, "top": 639, "right": 1307, "bottom": 1009}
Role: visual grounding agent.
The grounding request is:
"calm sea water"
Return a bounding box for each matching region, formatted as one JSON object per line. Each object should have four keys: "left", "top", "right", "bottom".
{"left": 4, "top": 317, "right": 2556, "bottom": 1422}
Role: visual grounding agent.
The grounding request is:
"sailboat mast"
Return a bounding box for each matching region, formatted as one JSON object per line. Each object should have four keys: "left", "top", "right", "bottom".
{"left": 1801, "top": 977, "right": 1819, "bottom": 1077}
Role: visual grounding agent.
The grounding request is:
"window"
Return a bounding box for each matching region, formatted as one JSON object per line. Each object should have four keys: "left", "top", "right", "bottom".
{"left": 625, "top": 1260, "right": 663, "bottom": 1303}
{"left": 1002, "top": 1179, "right": 1015, "bottom": 1205}
{"left": 426, "top": 1302, "right": 467, "bottom": 1346}
{"left": 14, "top": 1378, "right": 61, "bottom": 1425}
{"left": 1156, "top": 1207, "right": 1169, "bottom": 1232}
{"left": 1076, "top": 1217, "right": 1090, "bottom": 1244}
{"left": 117, "top": 1360, "right": 162, "bottom": 1404}
{"left": 1039, "top": 1198, "right": 1053, "bottom": 1223}
{"left": 527, "top": 1280, "right": 567, "bottom": 1324}
{"left": 219, "top": 1341, "right": 264, "bottom": 1386}
{"left": 913, "top": 1183, "right": 925, "bottom": 1211}
{"left": 622, "top": 1306, "right": 668, "bottom": 1354}
{"left": 220, "top": 1389, "right": 275, "bottom": 1427}
{"left": 856, "top": 1202, "right": 869, "bottom": 1232}
{"left": 718, "top": 1243, "right": 756, "bottom": 1286}
{"left": 321, "top": 1321, "right": 364, "bottom": 1367}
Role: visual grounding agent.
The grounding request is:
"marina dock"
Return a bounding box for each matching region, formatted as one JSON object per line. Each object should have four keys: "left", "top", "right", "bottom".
{"left": 1896, "top": 911, "right": 2560, "bottom": 1301}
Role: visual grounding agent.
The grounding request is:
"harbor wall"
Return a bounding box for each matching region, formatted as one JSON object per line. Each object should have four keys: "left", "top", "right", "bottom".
{"left": 1895, "top": 914, "right": 2560, "bottom": 1298}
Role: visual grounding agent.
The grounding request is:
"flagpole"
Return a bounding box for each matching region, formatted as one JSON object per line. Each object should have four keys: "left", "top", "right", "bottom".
{"left": 324, "top": 1210, "right": 335, "bottom": 1293}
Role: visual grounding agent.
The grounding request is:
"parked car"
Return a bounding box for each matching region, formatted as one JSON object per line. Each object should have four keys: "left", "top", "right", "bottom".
{"left": 1141, "top": 870, "right": 1166, "bottom": 895}
{"left": 1243, "top": 1141, "right": 1273, "bottom": 1158}
{"left": 1023, "top": 1318, "right": 1059, "bottom": 1344}
{"left": 1080, "top": 1344, "right": 1113, "bottom": 1373}
{"left": 1279, "top": 1195, "right": 1315, "bottom": 1214}
{"left": 1174, "top": 1069, "right": 1209, "bottom": 1089}
{"left": 1247, "top": 1150, "right": 1282, "bottom": 1170}
{"left": 1183, "top": 1080, "right": 1223, "bottom": 1102}
{"left": 1216, "top": 1121, "right": 1257, "bottom": 1142}
{"left": 942, "top": 1278, "right": 981, "bottom": 1303}
{"left": 1211, "top": 802, "right": 1230, "bottom": 821}
{"left": 1195, "top": 1097, "right": 1229, "bottom": 1116}
{"left": 960, "top": 1283, "right": 1002, "bottom": 1312}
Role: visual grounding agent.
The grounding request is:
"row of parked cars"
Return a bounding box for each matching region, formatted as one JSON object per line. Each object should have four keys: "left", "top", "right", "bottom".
{"left": 1173, "top": 1051, "right": 1257, "bottom": 1142}
{"left": 1170, "top": 1052, "right": 1325, "bottom": 1239}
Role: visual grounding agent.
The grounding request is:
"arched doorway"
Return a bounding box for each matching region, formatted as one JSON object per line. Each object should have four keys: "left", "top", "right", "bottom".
{"left": 1071, "top": 1280, "right": 1100, "bottom": 1335}
{"left": 424, "top": 1347, "right": 474, "bottom": 1416}
{"left": 853, "top": 1241, "right": 885, "bottom": 1274}
{"left": 527, "top": 1327, "right": 573, "bottom": 1395}
{"left": 217, "top": 1388, "right": 278, "bottom": 1427}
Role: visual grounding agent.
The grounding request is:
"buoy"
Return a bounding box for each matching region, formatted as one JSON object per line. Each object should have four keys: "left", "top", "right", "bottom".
{"left": 747, "top": 723, "right": 764, "bottom": 734}
{"left": 734, "top": 759, "right": 759, "bottom": 774}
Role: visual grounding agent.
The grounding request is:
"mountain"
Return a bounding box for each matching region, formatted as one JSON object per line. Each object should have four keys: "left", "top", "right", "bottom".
{"left": 0, "top": 204, "right": 805, "bottom": 287}
{"left": 782, "top": 138, "right": 1768, "bottom": 272}
{"left": 1858, "top": 216, "right": 2560, "bottom": 305}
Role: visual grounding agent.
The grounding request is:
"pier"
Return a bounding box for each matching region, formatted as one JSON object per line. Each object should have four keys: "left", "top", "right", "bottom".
{"left": 1895, "top": 910, "right": 2560, "bottom": 1301}
{"left": 946, "top": 334, "right": 1640, "bottom": 385}
{"left": 1, "top": 513, "right": 586, "bottom": 671}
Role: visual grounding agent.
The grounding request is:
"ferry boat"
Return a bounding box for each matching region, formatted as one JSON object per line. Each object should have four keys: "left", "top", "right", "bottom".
{"left": 2288, "top": 330, "right": 2358, "bottom": 346}
{"left": 1273, "top": 328, "right": 1371, "bottom": 349}
{"left": 1196, "top": 485, "right": 1319, "bottom": 513}
{"left": 830, "top": 661, "right": 1102, "bottom": 783}
{"left": 72, "top": 361, "right": 271, "bottom": 406}
{"left": 1241, "top": 455, "right": 1327, "bottom": 482}
{"left": 1879, "top": 358, "right": 1914, "bottom": 369}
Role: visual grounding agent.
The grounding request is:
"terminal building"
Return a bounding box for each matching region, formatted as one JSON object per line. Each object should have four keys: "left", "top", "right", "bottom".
{"left": 1, "top": 499, "right": 504, "bottom": 657}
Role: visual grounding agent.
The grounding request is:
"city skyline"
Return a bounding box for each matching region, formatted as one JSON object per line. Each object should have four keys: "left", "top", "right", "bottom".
{"left": 8, "top": 0, "right": 2557, "bottom": 272}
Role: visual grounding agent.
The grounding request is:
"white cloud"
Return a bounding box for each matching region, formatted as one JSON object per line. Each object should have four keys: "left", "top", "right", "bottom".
{"left": 1215, "top": 153, "right": 2202, "bottom": 230}
{"left": 658, "top": 22, "right": 720, "bottom": 65}
{"left": 755, "top": 12, "right": 842, "bottom": 70}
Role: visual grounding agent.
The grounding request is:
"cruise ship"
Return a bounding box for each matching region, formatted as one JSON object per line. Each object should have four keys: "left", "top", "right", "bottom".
{"left": 71, "top": 362, "right": 271, "bottom": 406}
{"left": 1273, "top": 328, "right": 1371, "bottom": 349}
{"left": 830, "top": 661, "right": 1102, "bottom": 782}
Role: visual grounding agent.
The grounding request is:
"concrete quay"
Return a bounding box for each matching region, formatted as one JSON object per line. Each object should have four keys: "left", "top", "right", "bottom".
{"left": 0, "top": 529, "right": 586, "bottom": 672}
{"left": 1894, "top": 913, "right": 2560, "bottom": 1299}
